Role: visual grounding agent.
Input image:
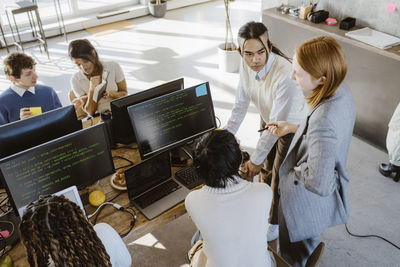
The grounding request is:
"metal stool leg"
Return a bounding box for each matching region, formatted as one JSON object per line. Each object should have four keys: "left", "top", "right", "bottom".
{"left": 54, "top": 0, "right": 68, "bottom": 42}
{"left": 29, "top": 10, "right": 42, "bottom": 53}
{"left": 0, "top": 24, "right": 10, "bottom": 53}
{"left": 5, "top": 10, "right": 19, "bottom": 51}
{"left": 35, "top": 8, "right": 49, "bottom": 59}
{"left": 12, "top": 13, "right": 24, "bottom": 52}
{"left": 6, "top": 1, "right": 50, "bottom": 58}
{"left": 28, "top": 10, "right": 44, "bottom": 53}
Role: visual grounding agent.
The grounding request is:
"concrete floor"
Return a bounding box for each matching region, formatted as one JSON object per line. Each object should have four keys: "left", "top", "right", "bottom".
{"left": 1, "top": 0, "right": 399, "bottom": 266}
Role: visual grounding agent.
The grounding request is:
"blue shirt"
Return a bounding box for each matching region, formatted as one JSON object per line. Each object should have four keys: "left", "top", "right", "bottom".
{"left": 0, "top": 84, "right": 62, "bottom": 125}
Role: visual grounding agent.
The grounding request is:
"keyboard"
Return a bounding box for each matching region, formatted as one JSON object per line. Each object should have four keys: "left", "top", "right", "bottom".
{"left": 135, "top": 179, "right": 180, "bottom": 209}
{"left": 174, "top": 166, "right": 202, "bottom": 189}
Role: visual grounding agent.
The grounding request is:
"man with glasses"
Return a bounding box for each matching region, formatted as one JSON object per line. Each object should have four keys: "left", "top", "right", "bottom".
{"left": 225, "top": 21, "right": 307, "bottom": 241}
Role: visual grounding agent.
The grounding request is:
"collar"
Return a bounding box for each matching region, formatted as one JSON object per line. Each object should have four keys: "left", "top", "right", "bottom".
{"left": 76, "top": 68, "right": 89, "bottom": 81}
{"left": 202, "top": 175, "right": 250, "bottom": 194}
{"left": 255, "top": 52, "right": 275, "bottom": 81}
{"left": 11, "top": 84, "right": 35, "bottom": 97}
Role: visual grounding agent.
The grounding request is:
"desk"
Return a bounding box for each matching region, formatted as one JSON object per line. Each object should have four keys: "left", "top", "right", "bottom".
{"left": 7, "top": 125, "right": 191, "bottom": 266}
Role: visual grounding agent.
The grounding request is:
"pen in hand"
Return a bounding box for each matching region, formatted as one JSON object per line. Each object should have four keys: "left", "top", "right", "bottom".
{"left": 257, "top": 126, "right": 269, "bottom": 132}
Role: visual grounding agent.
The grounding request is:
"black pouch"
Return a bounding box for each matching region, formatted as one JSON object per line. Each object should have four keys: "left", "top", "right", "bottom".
{"left": 339, "top": 17, "right": 356, "bottom": 30}
{"left": 307, "top": 10, "right": 329, "bottom": 23}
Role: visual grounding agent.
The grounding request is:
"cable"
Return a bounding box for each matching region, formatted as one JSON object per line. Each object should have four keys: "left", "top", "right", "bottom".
{"left": 112, "top": 155, "right": 134, "bottom": 170}
{"left": 179, "top": 146, "right": 193, "bottom": 160}
{"left": 215, "top": 116, "right": 222, "bottom": 128}
{"left": 0, "top": 196, "right": 11, "bottom": 214}
{"left": 114, "top": 145, "right": 138, "bottom": 150}
{"left": 112, "top": 155, "right": 134, "bottom": 165}
{"left": 345, "top": 224, "right": 400, "bottom": 250}
{"left": 0, "top": 196, "right": 9, "bottom": 209}
{"left": 119, "top": 207, "right": 137, "bottom": 238}
{"left": 87, "top": 202, "right": 115, "bottom": 219}
{"left": 0, "top": 221, "right": 15, "bottom": 239}
{"left": 92, "top": 205, "right": 107, "bottom": 225}
{"left": 0, "top": 212, "right": 19, "bottom": 258}
{"left": 90, "top": 191, "right": 124, "bottom": 225}
{"left": 115, "top": 165, "right": 133, "bottom": 171}
{"left": 87, "top": 201, "right": 136, "bottom": 238}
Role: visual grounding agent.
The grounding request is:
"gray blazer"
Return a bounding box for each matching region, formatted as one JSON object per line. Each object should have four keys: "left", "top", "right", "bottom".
{"left": 279, "top": 83, "right": 355, "bottom": 242}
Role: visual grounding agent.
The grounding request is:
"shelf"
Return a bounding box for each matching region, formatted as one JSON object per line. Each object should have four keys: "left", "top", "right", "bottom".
{"left": 262, "top": 8, "right": 400, "bottom": 62}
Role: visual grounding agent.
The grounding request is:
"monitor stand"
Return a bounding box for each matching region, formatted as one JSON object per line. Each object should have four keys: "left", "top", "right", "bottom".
{"left": 170, "top": 141, "right": 197, "bottom": 167}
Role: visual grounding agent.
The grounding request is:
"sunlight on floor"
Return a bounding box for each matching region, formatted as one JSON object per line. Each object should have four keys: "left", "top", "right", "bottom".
{"left": 0, "top": 0, "right": 261, "bottom": 153}
{"left": 128, "top": 233, "right": 167, "bottom": 250}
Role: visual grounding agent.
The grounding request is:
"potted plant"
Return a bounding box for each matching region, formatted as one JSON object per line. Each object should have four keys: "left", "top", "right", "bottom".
{"left": 148, "top": 0, "right": 167, "bottom": 18}
{"left": 218, "top": 0, "right": 240, "bottom": 73}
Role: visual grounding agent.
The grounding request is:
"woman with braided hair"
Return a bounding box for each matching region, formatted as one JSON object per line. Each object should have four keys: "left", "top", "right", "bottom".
{"left": 19, "top": 195, "right": 132, "bottom": 267}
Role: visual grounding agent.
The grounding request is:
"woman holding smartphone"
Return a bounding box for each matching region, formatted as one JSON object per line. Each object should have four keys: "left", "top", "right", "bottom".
{"left": 68, "top": 39, "right": 127, "bottom": 117}
{"left": 266, "top": 36, "right": 355, "bottom": 266}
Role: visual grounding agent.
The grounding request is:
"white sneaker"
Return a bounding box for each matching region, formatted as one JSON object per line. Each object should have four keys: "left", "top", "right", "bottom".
{"left": 267, "top": 224, "right": 279, "bottom": 241}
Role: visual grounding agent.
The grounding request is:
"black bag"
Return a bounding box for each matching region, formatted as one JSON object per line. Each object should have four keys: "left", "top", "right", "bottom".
{"left": 307, "top": 10, "right": 329, "bottom": 23}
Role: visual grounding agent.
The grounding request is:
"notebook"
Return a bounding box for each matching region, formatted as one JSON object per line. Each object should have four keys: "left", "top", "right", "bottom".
{"left": 17, "top": 185, "right": 85, "bottom": 218}
{"left": 125, "top": 152, "right": 189, "bottom": 220}
{"left": 345, "top": 27, "right": 400, "bottom": 50}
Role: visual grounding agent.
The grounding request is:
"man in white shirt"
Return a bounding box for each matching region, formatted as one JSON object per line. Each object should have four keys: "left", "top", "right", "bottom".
{"left": 225, "top": 21, "right": 307, "bottom": 241}
{"left": 185, "top": 129, "right": 275, "bottom": 267}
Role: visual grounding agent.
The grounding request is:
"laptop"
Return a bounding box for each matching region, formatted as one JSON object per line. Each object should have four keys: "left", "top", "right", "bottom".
{"left": 125, "top": 152, "right": 190, "bottom": 220}
{"left": 17, "top": 185, "right": 85, "bottom": 218}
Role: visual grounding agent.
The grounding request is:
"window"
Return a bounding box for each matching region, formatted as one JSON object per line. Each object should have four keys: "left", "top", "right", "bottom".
{"left": 0, "top": 0, "right": 140, "bottom": 32}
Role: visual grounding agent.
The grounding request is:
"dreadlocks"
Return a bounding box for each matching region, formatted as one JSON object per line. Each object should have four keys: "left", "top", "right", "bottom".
{"left": 19, "top": 195, "right": 112, "bottom": 267}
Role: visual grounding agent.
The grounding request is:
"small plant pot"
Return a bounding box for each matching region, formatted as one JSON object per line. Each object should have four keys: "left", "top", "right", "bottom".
{"left": 148, "top": 1, "right": 167, "bottom": 18}
{"left": 218, "top": 43, "right": 240, "bottom": 73}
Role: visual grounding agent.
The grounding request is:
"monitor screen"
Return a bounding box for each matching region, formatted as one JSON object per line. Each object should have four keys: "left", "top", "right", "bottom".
{"left": 0, "top": 105, "right": 82, "bottom": 159}
{"left": 127, "top": 82, "right": 216, "bottom": 159}
{"left": 110, "top": 78, "right": 184, "bottom": 144}
{"left": 0, "top": 124, "right": 115, "bottom": 215}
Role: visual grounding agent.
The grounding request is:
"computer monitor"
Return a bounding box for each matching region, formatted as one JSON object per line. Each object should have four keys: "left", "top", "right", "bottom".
{"left": 0, "top": 105, "right": 82, "bottom": 159}
{"left": 127, "top": 82, "right": 216, "bottom": 159}
{"left": 0, "top": 123, "right": 115, "bottom": 216}
{"left": 110, "top": 78, "right": 184, "bottom": 145}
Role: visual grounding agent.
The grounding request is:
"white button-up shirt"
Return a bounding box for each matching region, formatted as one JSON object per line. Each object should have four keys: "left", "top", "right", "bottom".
{"left": 11, "top": 84, "right": 35, "bottom": 97}
{"left": 226, "top": 53, "right": 307, "bottom": 165}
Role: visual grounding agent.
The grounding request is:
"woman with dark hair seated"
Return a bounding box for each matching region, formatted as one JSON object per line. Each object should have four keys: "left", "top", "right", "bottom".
{"left": 19, "top": 195, "right": 132, "bottom": 267}
{"left": 185, "top": 129, "right": 275, "bottom": 266}
{"left": 68, "top": 39, "right": 127, "bottom": 117}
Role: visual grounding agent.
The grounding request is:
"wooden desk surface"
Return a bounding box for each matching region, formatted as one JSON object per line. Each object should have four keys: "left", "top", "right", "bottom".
{"left": 7, "top": 128, "right": 192, "bottom": 266}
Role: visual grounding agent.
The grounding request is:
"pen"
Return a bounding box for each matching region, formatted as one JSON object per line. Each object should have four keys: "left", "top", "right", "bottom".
{"left": 257, "top": 126, "right": 269, "bottom": 132}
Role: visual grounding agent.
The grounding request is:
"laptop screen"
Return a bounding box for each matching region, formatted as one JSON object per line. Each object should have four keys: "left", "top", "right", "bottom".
{"left": 125, "top": 152, "right": 171, "bottom": 198}
{"left": 18, "top": 185, "right": 85, "bottom": 218}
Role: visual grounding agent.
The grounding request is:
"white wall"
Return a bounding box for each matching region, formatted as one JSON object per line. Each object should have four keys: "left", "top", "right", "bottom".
{"left": 262, "top": 0, "right": 400, "bottom": 37}
{"left": 261, "top": 0, "right": 287, "bottom": 10}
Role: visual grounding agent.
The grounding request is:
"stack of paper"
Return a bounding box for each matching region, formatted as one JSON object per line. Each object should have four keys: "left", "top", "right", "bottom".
{"left": 345, "top": 27, "right": 400, "bottom": 50}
